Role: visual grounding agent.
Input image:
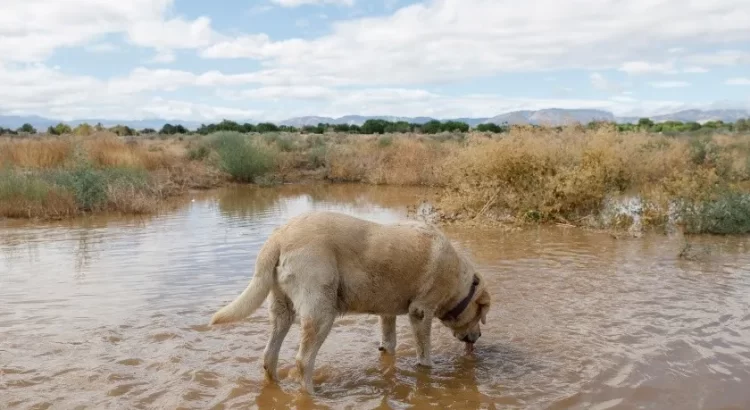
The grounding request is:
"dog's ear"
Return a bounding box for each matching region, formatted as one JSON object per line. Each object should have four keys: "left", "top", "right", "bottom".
{"left": 477, "top": 290, "right": 491, "bottom": 325}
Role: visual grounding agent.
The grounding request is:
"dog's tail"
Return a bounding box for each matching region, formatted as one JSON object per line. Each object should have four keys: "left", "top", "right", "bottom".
{"left": 210, "top": 237, "right": 280, "bottom": 325}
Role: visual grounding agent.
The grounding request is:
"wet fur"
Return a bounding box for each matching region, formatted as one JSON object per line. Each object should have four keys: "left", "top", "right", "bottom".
{"left": 209, "top": 211, "right": 491, "bottom": 394}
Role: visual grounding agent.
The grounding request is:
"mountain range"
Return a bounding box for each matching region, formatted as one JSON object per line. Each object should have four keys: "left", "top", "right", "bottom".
{"left": 2, "top": 108, "right": 748, "bottom": 131}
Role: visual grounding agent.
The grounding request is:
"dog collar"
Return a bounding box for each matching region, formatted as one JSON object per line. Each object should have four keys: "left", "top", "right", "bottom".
{"left": 441, "top": 275, "right": 479, "bottom": 321}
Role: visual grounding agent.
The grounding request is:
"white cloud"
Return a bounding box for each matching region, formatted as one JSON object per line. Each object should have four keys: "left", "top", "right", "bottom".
{"left": 2, "top": 0, "right": 750, "bottom": 122}
{"left": 149, "top": 50, "right": 176, "bottom": 64}
{"left": 619, "top": 61, "right": 677, "bottom": 75}
{"left": 271, "top": 0, "right": 354, "bottom": 7}
{"left": 590, "top": 73, "right": 622, "bottom": 93}
{"left": 103, "top": 67, "right": 344, "bottom": 95}
{"left": 201, "top": 0, "right": 750, "bottom": 87}
{"left": 126, "top": 16, "right": 221, "bottom": 50}
{"left": 85, "top": 42, "right": 119, "bottom": 53}
{"left": 0, "top": 64, "right": 102, "bottom": 110}
{"left": 223, "top": 86, "right": 336, "bottom": 100}
{"left": 247, "top": 5, "right": 273, "bottom": 15}
{"left": 221, "top": 87, "right": 440, "bottom": 110}
{"left": 0, "top": 0, "right": 219, "bottom": 63}
{"left": 649, "top": 81, "right": 691, "bottom": 88}
{"left": 200, "top": 34, "right": 276, "bottom": 60}
{"left": 610, "top": 95, "right": 637, "bottom": 103}
{"left": 2, "top": 62, "right": 714, "bottom": 121}
{"left": 384, "top": 0, "right": 400, "bottom": 11}
{"left": 684, "top": 50, "right": 750, "bottom": 66}
{"left": 683, "top": 66, "right": 709, "bottom": 73}
{"left": 726, "top": 77, "right": 750, "bottom": 86}
{"left": 140, "top": 97, "right": 261, "bottom": 121}
{"left": 2, "top": 64, "right": 743, "bottom": 122}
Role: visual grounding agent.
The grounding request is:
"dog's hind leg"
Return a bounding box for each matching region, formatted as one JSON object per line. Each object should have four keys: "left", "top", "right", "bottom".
{"left": 295, "top": 310, "right": 335, "bottom": 394}
{"left": 280, "top": 250, "right": 338, "bottom": 393}
{"left": 378, "top": 315, "right": 396, "bottom": 355}
{"left": 263, "top": 289, "right": 294, "bottom": 383}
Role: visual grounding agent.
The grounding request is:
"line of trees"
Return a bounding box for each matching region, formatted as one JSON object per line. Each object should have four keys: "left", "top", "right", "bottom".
{"left": 2, "top": 117, "right": 749, "bottom": 137}
{"left": 612, "top": 118, "right": 750, "bottom": 133}
{"left": 185, "top": 119, "right": 493, "bottom": 136}
{"left": 121, "top": 117, "right": 750, "bottom": 135}
{"left": 0, "top": 123, "right": 38, "bottom": 135}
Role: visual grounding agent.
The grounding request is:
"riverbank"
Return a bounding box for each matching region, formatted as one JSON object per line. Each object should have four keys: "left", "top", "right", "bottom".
{"left": 1, "top": 127, "right": 749, "bottom": 234}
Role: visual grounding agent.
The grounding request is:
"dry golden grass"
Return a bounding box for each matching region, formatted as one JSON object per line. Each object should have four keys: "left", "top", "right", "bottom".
{"left": 83, "top": 134, "right": 178, "bottom": 170}
{"left": 0, "top": 189, "right": 78, "bottom": 219}
{"left": 106, "top": 184, "right": 160, "bottom": 215}
{"left": 2, "top": 128, "right": 749, "bottom": 227}
{"left": 439, "top": 126, "right": 750, "bottom": 224}
{"left": 0, "top": 137, "right": 74, "bottom": 168}
{"left": 327, "top": 136, "right": 452, "bottom": 185}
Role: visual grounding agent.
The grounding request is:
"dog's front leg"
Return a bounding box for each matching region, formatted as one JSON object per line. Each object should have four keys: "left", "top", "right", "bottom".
{"left": 378, "top": 315, "right": 397, "bottom": 355}
{"left": 408, "top": 306, "right": 433, "bottom": 367}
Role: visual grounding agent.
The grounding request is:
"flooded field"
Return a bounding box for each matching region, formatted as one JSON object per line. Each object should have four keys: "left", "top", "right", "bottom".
{"left": 2, "top": 184, "right": 750, "bottom": 409}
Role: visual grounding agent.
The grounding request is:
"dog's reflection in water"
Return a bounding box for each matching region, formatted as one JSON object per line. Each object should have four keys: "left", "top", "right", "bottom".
{"left": 253, "top": 350, "right": 496, "bottom": 410}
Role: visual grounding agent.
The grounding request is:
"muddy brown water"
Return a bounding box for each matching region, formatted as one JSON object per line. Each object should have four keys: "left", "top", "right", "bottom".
{"left": 2, "top": 184, "right": 750, "bottom": 409}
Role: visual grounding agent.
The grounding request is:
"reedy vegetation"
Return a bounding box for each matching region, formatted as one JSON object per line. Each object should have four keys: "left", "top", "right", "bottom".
{"left": 1, "top": 125, "right": 749, "bottom": 234}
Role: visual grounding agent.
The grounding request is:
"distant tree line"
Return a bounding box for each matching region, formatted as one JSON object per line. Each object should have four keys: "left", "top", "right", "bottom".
{"left": 610, "top": 118, "right": 750, "bottom": 133}
{"left": 186, "top": 118, "right": 500, "bottom": 135}
{"left": 0, "top": 123, "right": 38, "bottom": 135}
{"left": 2, "top": 117, "right": 750, "bottom": 137}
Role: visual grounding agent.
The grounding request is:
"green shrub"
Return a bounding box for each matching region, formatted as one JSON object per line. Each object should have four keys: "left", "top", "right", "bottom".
{"left": 48, "top": 123, "right": 72, "bottom": 136}
{"left": 262, "top": 133, "right": 295, "bottom": 151}
{"left": 211, "top": 132, "right": 275, "bottom": 182}
{"left": 680, "top": 191, "right": 750, "bottom": 234}
{"left": 49, "top": 166, "right": 107, "bottom": 211}
{"left": 17, "top": 123, "right": 37, "bottom": 134}
{"left": 308, "top": 145, "right": 327, "bottom": 169}
{"left": 0, "top": 169, "right": 55, "bottom": 203}
{"left": 276, "top": 136, "right": 296, "bottom": 152}
{"left": 46, "top": 165, "right": 150, "bottom": 211}
{"left": 187, "top": 145, "right": 211, "bottom": 161}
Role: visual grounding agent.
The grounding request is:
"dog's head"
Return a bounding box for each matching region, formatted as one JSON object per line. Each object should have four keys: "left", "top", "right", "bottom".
{"left": 440, "top": 274, "right": 491, "bottom": 346}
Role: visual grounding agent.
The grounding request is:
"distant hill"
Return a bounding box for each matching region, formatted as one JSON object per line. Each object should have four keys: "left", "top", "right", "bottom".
{"left": 279, "top": 115, "right": 439, "bottom": 127}
{"left": 2, "top": 108, "right": 749, "bottom": 131}
{"left": 648, "top": 109, "right": 750, "bottom": 124}
{"left": 0, "top": 115, "right": 59, "bottom": 130}
{"left": 483, "top": 109, "right": 616, "bottom": 126}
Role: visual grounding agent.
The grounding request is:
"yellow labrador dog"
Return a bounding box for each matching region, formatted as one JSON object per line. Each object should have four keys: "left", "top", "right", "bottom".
{"left": 210, "top": 211, "right": 491, "bottom": 393}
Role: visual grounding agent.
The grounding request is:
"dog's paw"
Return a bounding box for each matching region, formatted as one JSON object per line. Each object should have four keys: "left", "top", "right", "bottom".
{"left": 416, "top": 358, "right": 433, "bottom": 368}
{"left": 378, "top": 343, "right": 396, "bottom": 355}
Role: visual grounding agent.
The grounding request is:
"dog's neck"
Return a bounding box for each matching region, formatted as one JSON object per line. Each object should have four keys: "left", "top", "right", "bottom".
{"left": 440, "top": 275, "right": 479, "bottom": 321}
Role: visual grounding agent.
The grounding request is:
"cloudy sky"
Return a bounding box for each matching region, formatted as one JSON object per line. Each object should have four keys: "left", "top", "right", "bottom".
{"left": 2, "top": 0, "right": 749, "bottom": 122}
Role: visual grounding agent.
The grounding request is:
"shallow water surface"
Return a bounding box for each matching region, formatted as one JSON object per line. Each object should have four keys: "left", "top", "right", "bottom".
{"left": 2, "top": 184, "right": 750, "bottom": 409}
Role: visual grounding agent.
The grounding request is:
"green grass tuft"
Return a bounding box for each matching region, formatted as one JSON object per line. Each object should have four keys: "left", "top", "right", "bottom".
{"left": 680, "top": 191, "right": 750, "bottom": 235}
{"left": 187, "top": 144, "right": 211, "bottom": 161}
{"left": 211, "top": 131, "right": 276, "bottom": 182}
